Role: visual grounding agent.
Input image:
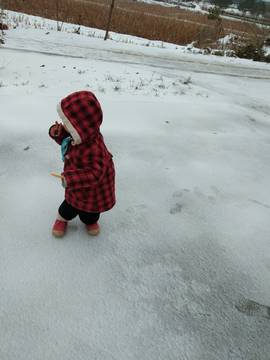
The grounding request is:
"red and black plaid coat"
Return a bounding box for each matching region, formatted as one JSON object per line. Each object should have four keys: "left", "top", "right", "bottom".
{"left": 50, "top": 91, "right": 115, "bottom": 213}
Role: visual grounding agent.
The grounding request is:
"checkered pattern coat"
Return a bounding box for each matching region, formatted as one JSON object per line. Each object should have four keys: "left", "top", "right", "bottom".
{"left": 50, "top": 91, "right": 115, "bottom": 213}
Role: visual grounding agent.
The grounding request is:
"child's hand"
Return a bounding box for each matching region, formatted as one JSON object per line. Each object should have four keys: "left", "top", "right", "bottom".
{"left": 51, "top": 121, "right": 63, "bottom": 137}
{"left": 61, "top": 176, "right": 68, "bottom": 188}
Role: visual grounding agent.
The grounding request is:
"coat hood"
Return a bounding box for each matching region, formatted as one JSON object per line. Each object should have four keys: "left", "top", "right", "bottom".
{"left": 57, "top": 91, "right": 103, "bottom": 145}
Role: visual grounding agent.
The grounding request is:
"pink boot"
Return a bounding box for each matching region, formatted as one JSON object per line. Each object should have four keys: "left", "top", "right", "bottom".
{"left": 52, "top": 219, "right": 68, "bottom": 237}
{"left": 85, "top": 222, "right": 100, "bottom": 236}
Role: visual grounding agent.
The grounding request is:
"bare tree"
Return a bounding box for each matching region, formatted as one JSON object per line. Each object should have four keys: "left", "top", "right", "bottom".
{"left": 55, "top": 0, "right": 73, "bottom": 31}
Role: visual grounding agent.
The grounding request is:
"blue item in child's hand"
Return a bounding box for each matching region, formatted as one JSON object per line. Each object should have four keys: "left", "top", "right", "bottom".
{"left": 61, "top": 136, "right": 73, "bottom": 162}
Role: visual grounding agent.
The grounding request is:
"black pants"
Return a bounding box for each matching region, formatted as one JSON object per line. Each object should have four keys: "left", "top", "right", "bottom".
{"left": 59, "top": 200, "right": 100, "bottom": 225}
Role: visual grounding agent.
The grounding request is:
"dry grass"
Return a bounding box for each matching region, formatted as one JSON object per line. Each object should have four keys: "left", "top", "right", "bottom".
{"left": 2, "top": 0, "right": 269, "bottom": 47}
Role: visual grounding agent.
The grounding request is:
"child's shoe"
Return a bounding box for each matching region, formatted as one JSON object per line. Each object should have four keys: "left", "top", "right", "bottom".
{"left": 52, "top": 219, "right": 68, "bottom": 237}
{"left": 85, "top": 222, "right": 100, "bottom": 236}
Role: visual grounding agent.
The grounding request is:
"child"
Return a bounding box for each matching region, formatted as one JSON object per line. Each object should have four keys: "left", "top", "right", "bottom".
{"left": 49, "top": 91, "right": 115, "bottom": 237}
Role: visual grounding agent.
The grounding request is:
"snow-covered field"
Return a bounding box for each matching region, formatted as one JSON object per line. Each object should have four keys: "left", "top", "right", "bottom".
{"left": 1, "top": 11, "right": 270, "bottom": 360}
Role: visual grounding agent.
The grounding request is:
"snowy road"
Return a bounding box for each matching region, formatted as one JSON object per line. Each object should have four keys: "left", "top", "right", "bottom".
{"left": 3, "top": 20, "right": 270, "bottom": 80}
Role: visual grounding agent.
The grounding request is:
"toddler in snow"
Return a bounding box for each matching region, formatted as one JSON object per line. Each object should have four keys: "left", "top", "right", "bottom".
{"left": 49, "top": 91, "right": 116, "bottom": 237}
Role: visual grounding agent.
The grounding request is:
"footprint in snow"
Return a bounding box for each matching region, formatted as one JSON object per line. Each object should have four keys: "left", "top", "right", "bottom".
{"left": 172, "top": 189, "right": 189, "bottom": 198}
{"left": 236, "top": 299, "right": 270, "bottom": 320}
{"left": 246, "top": 114, "right": 256, "bottom": 122}
{"left": 170, "top": 186, "right": 218, "bottom": 214}
{"left": 170, "top": 203, "right": 182, "bottom": 214}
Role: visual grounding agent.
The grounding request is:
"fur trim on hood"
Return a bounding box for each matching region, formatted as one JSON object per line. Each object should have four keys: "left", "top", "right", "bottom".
{"left": 57, "top": 91, "right": 103, "bottom": 145}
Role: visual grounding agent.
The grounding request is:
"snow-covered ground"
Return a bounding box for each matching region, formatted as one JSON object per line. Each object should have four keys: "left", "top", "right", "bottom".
{"left": 1, "top": 11, "right": 270, "bottom": 360}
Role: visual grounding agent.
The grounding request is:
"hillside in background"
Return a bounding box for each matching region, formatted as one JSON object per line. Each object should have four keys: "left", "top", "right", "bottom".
{"left": 1, "top": 0, "right": 270, "bottom": 60}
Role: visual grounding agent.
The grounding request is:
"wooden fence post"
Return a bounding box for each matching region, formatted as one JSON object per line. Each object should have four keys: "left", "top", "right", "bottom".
{"left": 104, "top": 0, "right": 115, "bottom": 40}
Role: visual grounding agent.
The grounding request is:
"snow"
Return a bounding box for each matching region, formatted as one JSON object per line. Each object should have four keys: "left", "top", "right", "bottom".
{"left": 1, "top": 11, "right": 270, "bottom": 360}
